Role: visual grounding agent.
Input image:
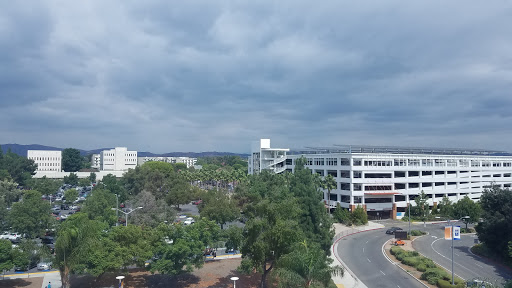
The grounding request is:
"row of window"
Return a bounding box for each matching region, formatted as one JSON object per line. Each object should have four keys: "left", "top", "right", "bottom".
{"left": 30, "top": 157, "right": 61, "bottom": 161}
{"left": 300, "top": 157, "right": 512, "bottom": 167}
{"left": 37, "top": 162, "right": 60, "bottom": 167}
{"left": 316, "top": 170, "right": 512, "bottom": 178}
{"left": 336, "top": 182, "right": 512, "bottom": 191}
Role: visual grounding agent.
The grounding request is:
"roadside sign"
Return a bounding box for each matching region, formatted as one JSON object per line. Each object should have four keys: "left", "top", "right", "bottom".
{"left": 444, "top": 226, "right": 461, "bottom": 240}
{"left": 453, "top": 226, "right": 461, "bottom": 240}
{"left": 444, "top": 226, "right": 452, "bottom": 240}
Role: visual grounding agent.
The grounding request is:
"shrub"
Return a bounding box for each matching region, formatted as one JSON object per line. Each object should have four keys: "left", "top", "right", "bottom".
{"left": 438, "top": 279, "right": 465, "bottom": 288}
{"left": 410, "top": 230, "right": 426, "bottom": 236}
{"left": 421, "top": 268, "right": 449, "bottom": 285}
{"left": 417, "top": 263, "right": 427, "bottom": 272}
{"left": 403, "top": 256, "right": 420, "bottom": 267}
{"left": 390, "top": 246, "right": 403, "bottom": 256}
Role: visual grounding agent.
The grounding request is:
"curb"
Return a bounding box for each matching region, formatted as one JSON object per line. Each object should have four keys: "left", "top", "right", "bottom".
{"left": 381, "top": 240, "right": 428, "bottom": 288}
{"left": 332, "top": 227, "right": 383, "bottom": 288}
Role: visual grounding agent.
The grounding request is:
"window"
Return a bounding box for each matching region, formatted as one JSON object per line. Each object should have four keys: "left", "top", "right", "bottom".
{"left": 340, "top": 170, "right": 350, "bottom": 178}
{"left": 326, "top": 158, "right": 337, "bottom": 166}
{"left": 285, "top": 159, "right": 292, "bottom": 165}
{"left": 422, "top": 159, "right": 433, "bottom": 166}
{"left": 482, "top": 162, "right": 491, "bottom": 167}
{"left": 352, "top": 159, "right": 362, "bottom": 166}
{"left": 394, "top": 159, "right": 407, "bottom": 166}
{"left": 316, "top": 170, "right": 324, "bottom": 176}
{"left": 504, "top": 162, "right": 511, "bottom": 167}
{"left": 422, "top": 171, "right": 432, "bottom": 176}
{"left": 314, "top": 158, "right": 324, "bottom": 166}
{"left": 340, "top": 183, "right": 350, "bottom": 190}
{"left": 353, "top": 184, "right": 362, "bottom": 191}
{"left": 364, "top": 185, "right": 392, "bottom": 191}
{"left": 395, "top": 171, "right": 406, "bottom": 178}
{"left": 435, "top": 159, "right": 445, "bottom": 166}
{"left": 327, "top": 170, "right": 337, "bottom": 177}
{"left": 493, "top": 162, "right": 501, "bottom": 167}
{"left": 409, "top": 183, "right": 419, "bottom": 188}
{"left": 307, "top": 158, "right": 313, "bottom": 165}
{"left": 408, "top": 159, "right": 420, "bottom": 166}
{"left": 395, "top": 183, "right": 406, "bottom": 189}
{"left": 353, "top": 171, "right": 362, "bottom": 178}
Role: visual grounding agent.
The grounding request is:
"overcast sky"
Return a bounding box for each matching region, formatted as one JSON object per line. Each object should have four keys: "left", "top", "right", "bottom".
{"left": 1, "top": 1, "right": 511, "bottom": 153}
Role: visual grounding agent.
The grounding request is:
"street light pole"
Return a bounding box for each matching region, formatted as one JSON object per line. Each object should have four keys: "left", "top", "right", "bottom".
{"left": 115, "top": 194, "right": 119, "bottom": 227}
{"left": 112, "top": 206, "right": 143, "bottom": 227}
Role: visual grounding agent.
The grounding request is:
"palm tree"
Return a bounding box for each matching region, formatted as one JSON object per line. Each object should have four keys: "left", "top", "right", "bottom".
{"left": 322, "top": 174, "right": 337, "bottom": 214}
{"left": 273, "top": 240, "right": 343, "bottom": 288}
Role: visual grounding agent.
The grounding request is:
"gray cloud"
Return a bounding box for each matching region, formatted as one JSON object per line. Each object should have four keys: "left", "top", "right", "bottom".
{"left": 1, "top": 1, "right": 511, "bottom": 153}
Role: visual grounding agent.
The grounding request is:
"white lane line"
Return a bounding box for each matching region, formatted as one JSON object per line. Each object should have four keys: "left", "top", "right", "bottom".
{"left": 380, "top": 270, "right": 386, "bottom": 275}
{"left": 397, "top": 285, "right": 401, "bottom": 288}
{"left": 366, "top": 240, "right": 369, "bottom": 244}
{"left": 454, "top": 253, "right": 460, "bottom": 256}
{"left": 363, "top": 247, "right": 365, "bottom": 253}
{"left": 475, "top": 263, "right": 483, "bottom": 268}
{"left": 367, "top": 258, "right": 371, "bottom": 263}
{"left": 430, "top": 238, "right": 479, "bottom": 279}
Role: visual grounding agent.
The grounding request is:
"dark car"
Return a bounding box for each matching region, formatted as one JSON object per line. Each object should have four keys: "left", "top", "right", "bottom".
{"left": 42, "top": 236, "right": 54, "bottom": 244}
{"left": 386, "top": 227, "right": 403, "bottom": 234}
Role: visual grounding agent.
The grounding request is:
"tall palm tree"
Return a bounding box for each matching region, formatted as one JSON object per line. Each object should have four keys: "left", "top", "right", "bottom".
{"left": 322, "top": 175, "right": 337, "bottom": 214}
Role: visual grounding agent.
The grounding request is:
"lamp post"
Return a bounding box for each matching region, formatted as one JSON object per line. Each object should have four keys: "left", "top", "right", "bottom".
{"left": 230, "top": 276, "right": 239, "bottom": 288}
{"left": 112, "top": 206, "right": 143, "bottom": 226}
{"left": 437, "top": 215, "right": 469, "bottom": 285}
{"left": 114, "top": 194, "right": 119, "bottom": 226}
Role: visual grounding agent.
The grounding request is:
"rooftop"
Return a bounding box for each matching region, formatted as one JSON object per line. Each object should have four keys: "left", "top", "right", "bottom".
{"left": 289, "top": 144, "right": 510, "bottom": 156}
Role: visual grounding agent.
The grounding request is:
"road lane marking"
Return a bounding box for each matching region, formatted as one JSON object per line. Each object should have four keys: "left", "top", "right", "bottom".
{"left": 363, "top": 247, "right": 365, "bottom": 253}
{"left": 397, "top": 285, "right": 400, "bottom": 288}
{"left": 380, "top": 270, "right": 386, "bottom": 275}
{"left": 367, "top": 258, "right": 371, "bottom": 263}
{"left": 430, "top": 238, "right": 479, "bottom": 279}
{"left": 475, "top": 263, "right": 483, "bottom": 268}
{"left": 366, "top": 240, "right": 369, "bottom": 244}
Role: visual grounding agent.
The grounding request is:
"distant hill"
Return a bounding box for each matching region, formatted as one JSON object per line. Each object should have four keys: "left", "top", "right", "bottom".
{"left": 0, "top": 144, "right": 248, "bottom": 158}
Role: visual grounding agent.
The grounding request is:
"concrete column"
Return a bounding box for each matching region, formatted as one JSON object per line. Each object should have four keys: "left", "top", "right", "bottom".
{"left": 349, "top": 204, "right": 356, "bottom": 212}
{"left": 392, "top": 203, "right": 397, "bottom": 219}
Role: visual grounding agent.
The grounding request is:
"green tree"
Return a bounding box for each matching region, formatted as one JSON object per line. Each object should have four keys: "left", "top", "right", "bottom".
{"left": 126, "top": 190, "right": 175, "bottom": 228}
{"left": 27, "top": 176, "right": 62, "bottom": 196}
{"left": 475, "top": 185, "right": 512, "bottom": 261}
{"left": 321, "top": 174, "right": 337, "bottom": 214}
{"left": 333, "top": 203, "right": 352, "bottom": 226}
{"left": 452, "top": 196, "right": 482, "bottom": 230}
{"left": 151, "top": 219, "right": 220, "bottom": 275}
{"left": 89, "top": 172, "right": 96, "bottom": 184}
{"left": 289, "top": 157, "right": 334, "bottom": 252}
{"left": 0, "top": 179, "right": 21, "bottom": 207}
{"left": 224, "top": 226, "right": 243, "bottom": 252}
{"left": 414, "top": 191, "right": 429, "bottom": 222}
{"left": 63, "top": 173, "right": 79, "bottom": 186}
{"left": 351, "top": 205, "right": 368, "bottom": 226}
{"left": 98, "top": 174, "right": 127, "bottom": 203}
{"left": 0, "top": 151, "right": 36, "bottom": 186}
{"left": 199, "top": 189, "right": 239, "bottom": 229}
{"left": 82, "top": 189, "right": 117, "bottom": 226}
{"left": 78, "top": 178, "right": 90, "bottom": 188}
{"left": 11, "top": 247, "right": 30, "bottom": 271}
{"left": 0, "top": 239, "right": 13, "bottom": 273}
{"left": 62, "top": 148, "right": 83, "bottom": 172}
{"left": 438, "top": 195, "right": 454, "bottom": 217}
{"left": 165, "top": 178, "right": 193, "bottom": 209}
{"left": 55, "top": 213, "right": 105, "bottom": 288}
{"left": 8, "top": 190, "right": 52, "bottom": 238}
{"left": 272, "top": 240, "right": 343, "bottom": 288}
{"left": 64, "top": 189, "right": 79, "bottom": 205}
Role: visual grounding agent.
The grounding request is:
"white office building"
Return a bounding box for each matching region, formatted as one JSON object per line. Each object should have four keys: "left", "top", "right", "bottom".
{"left": 100, "top": 147, "right": 137, "bottom": 171}
{"left": 27, "top": 150, "right": 62, "bottom": 172}
{"left": 91, "top": 154, "right": 101, "bottom": 169}
{"left": 137, "top": 156, "right": 197, "bottom": 168}
{"left": 249, "top": 139, "right": 512, "bottom": 219}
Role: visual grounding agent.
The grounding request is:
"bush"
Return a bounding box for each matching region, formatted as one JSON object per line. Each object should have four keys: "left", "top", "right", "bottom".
{"left": 403, "top": 256, "right": 421, "bottom": 267}
{"left": 417, "top": 263, "right": 427, "bottom": 272}
{"left": 438, "top": 279, "right": 465, "bottom": 288}
{"left": 410, "top": 230, "right": 427, "bottom": 236}
{"left": 460, "top": 227, "right": 474, "bottom": 233}
{"left": 421, "top": 268, "right": 449, "bottom": 285}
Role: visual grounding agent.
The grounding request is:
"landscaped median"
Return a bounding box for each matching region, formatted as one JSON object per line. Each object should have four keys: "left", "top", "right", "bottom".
{"left": 386, "top": 244, "right": 465, "bottom": 288}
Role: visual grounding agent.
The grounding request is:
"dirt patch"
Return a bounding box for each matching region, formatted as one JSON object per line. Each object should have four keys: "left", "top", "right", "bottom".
{"left": 0, "top": 276, "right": 43, "bottom": 288}
{"left": 70, "top": 258, "right": 263, "bottom": 288}
{"left": 384, "top": 240, "right": 436, "bottom": 288}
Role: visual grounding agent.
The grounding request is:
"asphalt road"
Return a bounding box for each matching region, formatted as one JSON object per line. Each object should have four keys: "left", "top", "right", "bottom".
{"left": 413, "top": 223, "right": 512, "bottom": 285}
{"left": 336, "top": 228, "right": 424, "bottom": 288}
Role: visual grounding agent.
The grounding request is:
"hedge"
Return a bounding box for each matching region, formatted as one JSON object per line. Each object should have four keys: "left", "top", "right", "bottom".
{"left": 390, "top": 246, "right": 463, "bottom": 287}
{"left": 410, "top": 230, "right": 427, "bottom": 236}
{"left": 437, "top": 279, "right": 465, "bottom": 288}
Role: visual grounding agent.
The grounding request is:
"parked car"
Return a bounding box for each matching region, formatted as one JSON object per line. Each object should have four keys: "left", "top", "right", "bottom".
{"left": 37, "top": 261, "right": 52, "bottom": 270}
{"left": 386, "top": 227, "right": 403, "bottom": 234}
{"left": 0, "top": 231, "right": 10, "bottom": 240}
{"left": 192, "top": 200, "right": 202, "bottom": 205}
{"left": 9, "top": 233, "right": 22, "bottom": 243}
{"left": 41, "top": 236, "right": 54, "bottom": 244}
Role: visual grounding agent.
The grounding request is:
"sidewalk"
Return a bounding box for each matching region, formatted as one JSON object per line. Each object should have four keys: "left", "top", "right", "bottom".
{"left": 0, "top": 270, "right": 61, "bottom": 288}
{"left": 331, "top": 221, "right": 385, "bottom": 288}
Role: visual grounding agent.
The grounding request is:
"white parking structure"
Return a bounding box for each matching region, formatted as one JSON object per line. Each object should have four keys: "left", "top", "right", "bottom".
{"left": 27, "top": 150, "right": 62, "bottom": 172}
{"left": 249, "top": 139, "right": 512, "bottom": 219}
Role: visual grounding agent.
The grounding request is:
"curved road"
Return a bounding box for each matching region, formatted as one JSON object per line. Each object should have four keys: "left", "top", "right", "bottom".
{"left": 414, "top": 223, "right": 512, "bottom": 285}
{"left": 336, "top": 228, "right": 424, "bottom": 288}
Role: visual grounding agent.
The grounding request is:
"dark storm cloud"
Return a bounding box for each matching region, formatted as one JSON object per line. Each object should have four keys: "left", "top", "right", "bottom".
{"left": 1, "top": 1, "right": 511, "bottom": 153}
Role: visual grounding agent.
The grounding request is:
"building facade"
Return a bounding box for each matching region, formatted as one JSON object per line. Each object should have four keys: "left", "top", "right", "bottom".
{"left": 248, "top": 139, "right": 289, "bottom": 175}
{"left": 137, "top": 156, "right": 197, "bottom": 168}
{"left": 100, "top": 147, "right": 137, "bottom": 171}
{"left": 91, "top": 154, "right": 101, "bottom": 169}
{"left": 27, "top": 150, "right": 62, "bottom": 172}
{"left": 249, "top": 140, "right": 512, "bottom": 219}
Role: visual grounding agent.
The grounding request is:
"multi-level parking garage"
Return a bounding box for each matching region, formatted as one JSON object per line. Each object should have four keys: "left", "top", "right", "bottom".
{"left": 249, "top": 139, "right": 512, "bottom": 219}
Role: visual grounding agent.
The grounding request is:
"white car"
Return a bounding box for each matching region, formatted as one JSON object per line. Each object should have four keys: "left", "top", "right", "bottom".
{"left": 0, "top": 232, "right": 10, "bottom": 240}
{"left": 37, "top": 262, "right": 52, "bottom": 270}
